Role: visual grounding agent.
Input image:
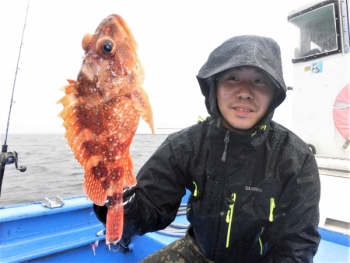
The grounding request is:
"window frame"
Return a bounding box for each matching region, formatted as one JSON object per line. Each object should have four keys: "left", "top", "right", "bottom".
{"left": 287, "top": 0, "right": 341, "bottom": 63}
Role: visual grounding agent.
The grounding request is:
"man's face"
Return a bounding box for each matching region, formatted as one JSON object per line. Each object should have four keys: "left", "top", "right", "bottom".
{"left": 217, "top": 66, "right": 275, "bottom": 134}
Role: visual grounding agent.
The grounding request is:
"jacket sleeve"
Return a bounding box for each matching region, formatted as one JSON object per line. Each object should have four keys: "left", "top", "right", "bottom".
{"left": 260, "top": 151, "right": 321, "bottom": 263}
{"left": 94, "top": 137, "right": 187, "bottom": 239}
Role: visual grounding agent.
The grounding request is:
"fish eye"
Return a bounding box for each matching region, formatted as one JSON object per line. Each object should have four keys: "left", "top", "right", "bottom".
{"left": 96, "top": 37, "right": 116, "bottom": 58}
{"left": 102, "top": 40, "right": 113, "bottom": 53}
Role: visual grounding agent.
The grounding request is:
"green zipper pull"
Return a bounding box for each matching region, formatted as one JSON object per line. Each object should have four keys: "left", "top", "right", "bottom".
{"left": 226, "top": 210, "right": 231, "bottom": 223}
{"left": 193, "top": 181, "right": 198, "bottom": 197}
{"left": 269, "top": 198, "right": 275, "bottom": 222}
{"left": 226, "top": 193, "right": 236, "bottom": 248}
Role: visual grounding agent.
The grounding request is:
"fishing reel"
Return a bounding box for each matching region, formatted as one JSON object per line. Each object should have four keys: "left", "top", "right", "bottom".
{"left": 0, "top": 150, "right": 26, "bottom": 172}
{"left": 0, "top": 146, "right": 26, "bottom": 196}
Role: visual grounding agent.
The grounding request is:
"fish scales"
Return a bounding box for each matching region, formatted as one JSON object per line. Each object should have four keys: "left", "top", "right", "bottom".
{"left": 58, "top": 14, "right": 154, "bottom": 244}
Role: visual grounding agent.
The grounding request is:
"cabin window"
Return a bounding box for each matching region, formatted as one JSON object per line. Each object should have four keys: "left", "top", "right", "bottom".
{"left": 288, "top": 1, "right": 340, "bottom": 63}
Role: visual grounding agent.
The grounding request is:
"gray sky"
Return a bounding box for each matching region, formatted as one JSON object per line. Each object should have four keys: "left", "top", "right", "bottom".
{"left": 0, "top": 0, "right": 306, "bottom": 136}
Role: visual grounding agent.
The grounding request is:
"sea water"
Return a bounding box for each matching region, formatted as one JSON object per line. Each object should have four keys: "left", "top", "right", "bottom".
{"left": 0, "top": 133, "right": 168, "bottom": 206}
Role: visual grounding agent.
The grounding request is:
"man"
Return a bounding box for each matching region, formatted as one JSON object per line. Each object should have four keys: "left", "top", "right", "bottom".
{"left": 94, "top": 35, "right": 321, "bottom": 262}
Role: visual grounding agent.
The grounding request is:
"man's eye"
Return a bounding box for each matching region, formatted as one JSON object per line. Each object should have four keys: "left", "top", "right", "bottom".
{"left": 228, "top": 76, "right": 239, "bottom": 81}
{"left": 256, "top": 79, "right": 267, "bottom": 83}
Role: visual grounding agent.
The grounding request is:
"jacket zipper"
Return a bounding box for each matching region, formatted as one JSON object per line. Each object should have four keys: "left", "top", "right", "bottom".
{"left": 221, "top": 130, "right": 230, "bottom": 162}
{"left": 211, "top": 130, "right": 230, "bottom": 258}
{"left": 269, "top": 198, "right": 275, "bottom": 222}
{"left": 226, "top": 193, "right": 236, "bottom": 248}
{"left": 259, "top": 198, "right": 275, "bottom": 255}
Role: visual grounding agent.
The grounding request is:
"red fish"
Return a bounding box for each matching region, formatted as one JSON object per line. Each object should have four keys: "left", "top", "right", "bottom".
{"left": 57, "top": 14, "right": 154, "bottom": 244}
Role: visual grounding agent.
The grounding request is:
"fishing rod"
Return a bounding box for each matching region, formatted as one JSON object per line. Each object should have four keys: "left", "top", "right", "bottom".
{"left": 0, "top": 1, "right": 29, "bottom": 197}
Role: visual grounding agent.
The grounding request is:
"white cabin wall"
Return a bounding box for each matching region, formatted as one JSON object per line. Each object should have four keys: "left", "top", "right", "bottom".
{"left": 291, "top": 52, "right": 350, "bottom": 158}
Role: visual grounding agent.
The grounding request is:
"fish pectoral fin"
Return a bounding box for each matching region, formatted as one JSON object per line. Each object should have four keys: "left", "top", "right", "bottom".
{"left": 83, "top": 169, "right": 107, "bottom": 206}
{"left": 131, "top": 87, "right": 154, "bottom": 134}
{"left": 123, "top": 154, "right": 136, "bottom": 187}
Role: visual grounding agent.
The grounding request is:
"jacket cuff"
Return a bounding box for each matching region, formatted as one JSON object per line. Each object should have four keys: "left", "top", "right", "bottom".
{"left": 93, "top": 203, "right": 107, "bottom": 227}
{"left": 93, "top": 187, "right": 136, "bottom": 226}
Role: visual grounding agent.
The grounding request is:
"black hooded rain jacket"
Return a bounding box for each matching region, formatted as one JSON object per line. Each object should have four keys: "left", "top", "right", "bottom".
{"left": 95, "top": 35, "right": 320, "bottom": 263}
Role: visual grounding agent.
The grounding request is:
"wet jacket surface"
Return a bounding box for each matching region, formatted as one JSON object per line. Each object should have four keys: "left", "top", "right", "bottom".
{"left": 94, "top": 35, "right": 320, "bottom": 262}
{"left": 117, "top": 118, "right": 320, "bottom": 262}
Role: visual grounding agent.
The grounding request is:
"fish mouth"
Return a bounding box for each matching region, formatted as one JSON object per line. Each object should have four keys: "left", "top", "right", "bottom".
{"left": 107, "top": 14, "right": 135, "bottom": 41}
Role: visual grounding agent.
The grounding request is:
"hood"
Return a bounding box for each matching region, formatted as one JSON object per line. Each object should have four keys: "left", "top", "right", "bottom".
{"left": 196, "top": 35, "right": 286, "bottom": 122}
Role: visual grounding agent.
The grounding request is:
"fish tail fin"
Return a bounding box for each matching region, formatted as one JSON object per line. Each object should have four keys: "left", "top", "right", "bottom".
{"left": 105, "top": 187, "right": 124, "bottom": 245}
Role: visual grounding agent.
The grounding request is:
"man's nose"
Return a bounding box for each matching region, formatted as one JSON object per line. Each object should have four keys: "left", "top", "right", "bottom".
{"left": 236, "top": 82, "right": 254, "bottom": 99}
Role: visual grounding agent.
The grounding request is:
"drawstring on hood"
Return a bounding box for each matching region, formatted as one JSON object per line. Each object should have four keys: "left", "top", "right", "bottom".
{"left": 196, "top": 35, "right": 287, "bottom": 125}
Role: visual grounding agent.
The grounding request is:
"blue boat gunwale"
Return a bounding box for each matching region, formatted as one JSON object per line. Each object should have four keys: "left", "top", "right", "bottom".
{"left": 0, "top": 196, "right": 105, "bottom": 263}
{"left": 0, "top": 195, "right": 91, "bottom": 223}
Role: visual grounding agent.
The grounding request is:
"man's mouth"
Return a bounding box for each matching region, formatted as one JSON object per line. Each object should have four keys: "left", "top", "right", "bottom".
{"left": 232, "top": 104, "right": 255, "bottom": 112}
{"left": 233, "top": 107, "right": 253, "bottom": 112}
